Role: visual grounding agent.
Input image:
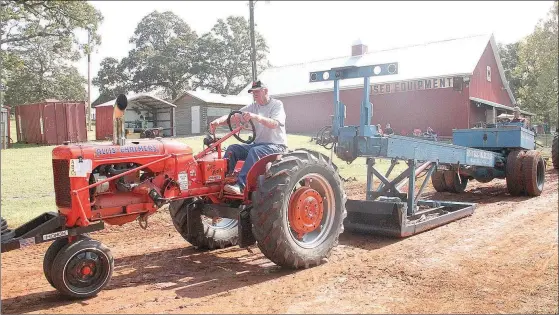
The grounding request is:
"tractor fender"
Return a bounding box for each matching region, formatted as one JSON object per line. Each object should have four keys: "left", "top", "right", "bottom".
{"left": 243, "top": 154, "right": 283, "bottom": 198}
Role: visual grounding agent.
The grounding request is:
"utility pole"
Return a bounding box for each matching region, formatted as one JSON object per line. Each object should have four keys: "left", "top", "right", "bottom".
{"left": 87, "top": 28, "right": 92, "bottom": 132}
{"left": 249, "top": 0, "right": 257, "bottom": 82}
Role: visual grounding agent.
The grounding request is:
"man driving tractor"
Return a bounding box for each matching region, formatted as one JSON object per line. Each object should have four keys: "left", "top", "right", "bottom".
{"left": 209, "top": 80, "right": 288, "bottom": 195}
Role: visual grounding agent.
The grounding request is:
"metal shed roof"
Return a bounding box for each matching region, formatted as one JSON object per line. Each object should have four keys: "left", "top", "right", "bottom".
{"left": 470, "top": 97, "right": 534, "bottom": 116}
{"left": 96, "top": 93, "right": 176, "bottom": 109}
{"left": 174, "top": 90, "right": 252, "bottom": 106}
{"left": 239, "top": 34, "right": 516, "bottom": 105}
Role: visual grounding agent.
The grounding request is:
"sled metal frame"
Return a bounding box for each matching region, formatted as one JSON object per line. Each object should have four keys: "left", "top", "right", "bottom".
{"left": 308, "top": 64, "right": 485, "bottom": 237}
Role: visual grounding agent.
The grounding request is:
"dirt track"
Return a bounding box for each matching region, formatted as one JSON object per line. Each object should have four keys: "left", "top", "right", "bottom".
{"left": 1, "top": 170, "right": 558, "bottom": 314}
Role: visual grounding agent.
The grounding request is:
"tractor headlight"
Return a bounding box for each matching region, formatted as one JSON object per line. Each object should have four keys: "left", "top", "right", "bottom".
{"left": 373, "top": 66, "right": 381, "bottom": 75}
{"left": 322, "top": 72, "right": 330, "bottom": 80}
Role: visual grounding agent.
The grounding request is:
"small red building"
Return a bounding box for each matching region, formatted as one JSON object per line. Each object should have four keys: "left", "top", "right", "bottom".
{"left": 240, "top": 34, "right": 533, "bottom": 137}
{"left": 14, "top": 100, "right": 87, "bottom": 145}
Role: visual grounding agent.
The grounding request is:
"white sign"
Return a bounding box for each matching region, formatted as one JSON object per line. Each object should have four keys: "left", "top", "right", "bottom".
{"left": 69, "top": 159, "right": 92, "bottom": 177}
{"left": 371, "top": 77, "right": 454, "bottom": 95}
{"left": 178, "top": 171, "right": 188, "bottom": 190}
{"left": 43, "top": 230, "right": 69, "bottom": 241}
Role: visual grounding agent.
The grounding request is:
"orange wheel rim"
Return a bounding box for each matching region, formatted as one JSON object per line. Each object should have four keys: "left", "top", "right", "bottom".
{"left": 288, "top": 187, "right": 324, "bottom": 238}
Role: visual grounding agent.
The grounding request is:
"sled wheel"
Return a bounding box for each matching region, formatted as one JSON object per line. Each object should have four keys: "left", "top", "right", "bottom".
{"left": 443, "top": 170, "right": 468, "bottom": 193}
{"left": 50, "top": 239, "right": 114, "bottom": 299}
{"left": 522, "top": 150, "right": 545, "bottom": 196}
{"left": 251, "top": 150, "right": 347, "bottom": 269}
{"left": 169, "top": 200, "right": 238, "bottom": 250}
{"left": 506, "top": 150, "right": 526, "bottom": 196}
{"left": 552, "top": 134, "right": 558, "bottom": 169}
{"left": 43, "top": 235, "right": 90, "bottom": 288}
{"left": 431, "top": 170, "right": 447, "bottom": 192}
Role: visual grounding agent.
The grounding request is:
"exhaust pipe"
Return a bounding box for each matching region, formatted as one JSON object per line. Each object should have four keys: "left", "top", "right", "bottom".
{"left": 113, "top": 94, "right": 128, "bottom": 146}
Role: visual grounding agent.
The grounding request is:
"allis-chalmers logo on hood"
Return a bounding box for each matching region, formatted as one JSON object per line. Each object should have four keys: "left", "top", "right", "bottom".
{"left": 95, "top": 145, "right": 159, "bottom": 156}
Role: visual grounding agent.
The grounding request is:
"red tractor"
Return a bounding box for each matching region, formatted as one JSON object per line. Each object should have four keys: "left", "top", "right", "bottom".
{"left": 0, "top": 94, "right": 347, "bottom": 298}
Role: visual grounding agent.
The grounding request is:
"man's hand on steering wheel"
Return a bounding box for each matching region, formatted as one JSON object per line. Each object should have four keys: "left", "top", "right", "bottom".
{"left": 241, "top": 112, "right": 255, "bottom": 122}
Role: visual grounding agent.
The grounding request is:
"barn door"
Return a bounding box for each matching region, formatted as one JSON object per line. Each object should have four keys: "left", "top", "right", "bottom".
{"left": 42, "top": 104, "right": 58, "bottom": 145}
{"left": 191, "top": 106, "right": 200, "bottom": 134}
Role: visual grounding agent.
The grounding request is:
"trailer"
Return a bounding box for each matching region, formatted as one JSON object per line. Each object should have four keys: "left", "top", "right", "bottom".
{"left": 308, "top": 63, "right": 546, "bottom": 236}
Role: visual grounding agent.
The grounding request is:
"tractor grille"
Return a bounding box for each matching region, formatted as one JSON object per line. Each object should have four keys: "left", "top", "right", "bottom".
{"left": 52, "top": 159, "right": 71, "bottom": 207}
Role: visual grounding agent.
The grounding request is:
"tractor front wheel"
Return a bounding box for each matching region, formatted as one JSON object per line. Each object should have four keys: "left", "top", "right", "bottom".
{"left": 169, "top": 200, "right": 239, "bottom": 250}
{"left": 50, "top": 238, "right": 114, "bottom": 299}
{"left": 251, "top": 150, "right": 347, "bottom": 269}
{"left": 43, "top": 235, "right": 90, "bottom": 288}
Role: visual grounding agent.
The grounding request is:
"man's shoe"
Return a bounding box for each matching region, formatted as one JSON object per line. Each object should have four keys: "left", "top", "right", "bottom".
{"left": 224, "top": 183, "right": 242, "bottom": 195}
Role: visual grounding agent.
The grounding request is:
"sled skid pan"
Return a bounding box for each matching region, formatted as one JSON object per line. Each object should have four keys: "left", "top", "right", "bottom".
{"left": 344, "top": 199, "right": 475, "bottom": 237}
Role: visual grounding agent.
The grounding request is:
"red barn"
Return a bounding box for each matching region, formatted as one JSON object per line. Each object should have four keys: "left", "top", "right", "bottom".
{"left": 240, "top": 34, "right": 534, "bottom": 137}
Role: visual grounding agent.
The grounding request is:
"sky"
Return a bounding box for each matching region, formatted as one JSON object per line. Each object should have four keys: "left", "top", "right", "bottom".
{"left": 75, "top": 0, "right": 555, "bottom": 102}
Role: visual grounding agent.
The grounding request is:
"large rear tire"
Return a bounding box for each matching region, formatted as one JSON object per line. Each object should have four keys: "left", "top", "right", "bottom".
{"left": 431, "top": 170, "right": 447, "bottom": 192}
{"left": 552, "top": 133, "right": 558, "bottom": 169}
{"left": 522, "top": 150, "right": 546, "bottom": 196}
{"left": 169, "top": 200, "right": 239, "bottom": 250}
{"left": 506, "top": 150, "right": 526, "bottom": 196}
{"left": 251, "top": 150, "right": 347, "bottom": 269}
{"left": 443, "top": 170, "right": 468, "bottom": 193}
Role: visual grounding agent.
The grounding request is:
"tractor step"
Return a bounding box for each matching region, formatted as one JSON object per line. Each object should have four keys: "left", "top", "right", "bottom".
{"left": 344, "top": 198, "right": 475, "bottom": 237}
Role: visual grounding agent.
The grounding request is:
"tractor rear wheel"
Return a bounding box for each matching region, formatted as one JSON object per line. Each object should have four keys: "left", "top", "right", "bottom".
{"left": 169, "top": 200, "right": 239, "bottom": 250}
{"left": 431, "top": 170, "right": 447, "bottom": 192}
{"left": 522, "top": 150, "right": 546, "bottom": 196}
{"left": 251, "top": 150, "right": 347, "bottom": 269}
{"left": 552, "top": 133, "right": 558, "bottom": 169}
{"left": 50, "top": 238, "right": 114, "bottom": 299}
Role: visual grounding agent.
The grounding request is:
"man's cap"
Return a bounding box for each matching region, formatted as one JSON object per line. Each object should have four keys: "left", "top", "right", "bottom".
{"left": 248, "top": 80, "right": 267, "bottom": 93}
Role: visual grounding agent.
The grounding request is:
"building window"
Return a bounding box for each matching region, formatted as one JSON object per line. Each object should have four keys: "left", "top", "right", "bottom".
{"left": 486, "top": 66, "right": 491, "bottom": 82}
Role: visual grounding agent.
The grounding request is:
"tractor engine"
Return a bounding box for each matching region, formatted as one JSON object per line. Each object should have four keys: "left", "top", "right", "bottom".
{"left": 51, "top": 139, "right": 197, "bottom": 227}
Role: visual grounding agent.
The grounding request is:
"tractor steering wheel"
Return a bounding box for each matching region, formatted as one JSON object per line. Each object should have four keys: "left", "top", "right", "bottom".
{"left": 227, "top": 110, "right": 256, "bottom": 144}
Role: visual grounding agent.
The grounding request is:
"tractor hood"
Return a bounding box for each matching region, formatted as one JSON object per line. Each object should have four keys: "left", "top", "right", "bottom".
{"left": 52, "top": 138, "right": 192, "bottom": 160}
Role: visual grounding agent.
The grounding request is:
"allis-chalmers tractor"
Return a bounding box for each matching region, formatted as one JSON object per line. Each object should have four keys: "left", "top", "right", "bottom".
{"left": 0, "top": 94, "right": 347, "bottom": 298}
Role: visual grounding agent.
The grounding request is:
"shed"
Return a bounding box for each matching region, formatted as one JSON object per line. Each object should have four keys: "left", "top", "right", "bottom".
{"left": 239, "top": 33, "right": 534, "bottom": 137}
{"left": 95, "top": 93, "right": 176, "bottom": 141}
{"left": 95, "top": 93, "right": 175, "bottom": 140}
{"left": 14, "top": 100, "right": 87, "bottom": 145}
{"left": 1, "top": 106, "right": 11, "bottom": 149}
{"left": 172, "top": 90, "right": 252, "bottom": 136}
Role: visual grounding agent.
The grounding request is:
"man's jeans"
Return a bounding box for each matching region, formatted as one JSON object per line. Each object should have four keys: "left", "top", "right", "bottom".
{"left": 224, "top": 143, "right": 287, "bottom": 189}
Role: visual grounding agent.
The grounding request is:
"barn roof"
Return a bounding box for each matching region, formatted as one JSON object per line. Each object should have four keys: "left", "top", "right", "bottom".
{"left": 239, "top": 34, "right": 516, "bottom": 105}
{"left": 96, "top": 93, "right": 176, "bottom": 109}
{"left": 174, "top": 90, "right": 252, "bottom": 106}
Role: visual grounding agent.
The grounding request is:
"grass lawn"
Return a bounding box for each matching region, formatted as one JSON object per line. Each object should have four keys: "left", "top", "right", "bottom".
{"left": 1, "top": 129, "right": 403, "bottom": 226}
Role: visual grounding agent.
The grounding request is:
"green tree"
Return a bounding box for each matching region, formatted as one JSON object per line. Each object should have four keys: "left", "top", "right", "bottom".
{"left": 195, "top": 16, "right": 269, "bottom": 94}
{"left": 0, "top": 0, "right": 103, "bottom": 48}
{"left": 126, "top": 10, "right": 198, "bottom": 100}
{"left": 4, "top": 36, "right": 86, "bottom": 105}
{"left": 516, "top": 1, "right": 558, "bottom": 127}
{"left": 92, "top": 57, "right": 131, "bottom": 106}
{"left": 498, "top": 42, "right": 522, "bottom": 100}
